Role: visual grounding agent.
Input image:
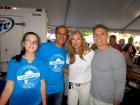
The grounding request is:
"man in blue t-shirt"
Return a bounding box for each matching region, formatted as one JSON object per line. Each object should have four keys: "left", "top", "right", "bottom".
{"left": 36, "top": 25, "right": 69, "bottom": 105}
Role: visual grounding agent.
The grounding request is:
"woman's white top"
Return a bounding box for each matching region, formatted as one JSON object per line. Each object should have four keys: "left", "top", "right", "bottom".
{"left": 67, "top": 50, "right": 94, "bottom": 83}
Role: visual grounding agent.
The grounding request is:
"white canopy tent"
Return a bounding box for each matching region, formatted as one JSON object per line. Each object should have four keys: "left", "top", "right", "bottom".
{"left": 0, "top": 0, "right": 140, "bottom": 33}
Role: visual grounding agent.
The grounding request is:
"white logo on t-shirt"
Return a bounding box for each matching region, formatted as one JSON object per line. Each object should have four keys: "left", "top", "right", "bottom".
{"left": 49, "top": 54, "right": 64, "bottom": 72}
{"left": 17, "top": 65, "right": 40, "bottom": 88}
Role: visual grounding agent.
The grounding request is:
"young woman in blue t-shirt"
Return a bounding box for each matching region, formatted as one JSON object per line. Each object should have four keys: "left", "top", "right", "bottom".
{"left": 0, "top": 32, "right": 47, "bottom": 105}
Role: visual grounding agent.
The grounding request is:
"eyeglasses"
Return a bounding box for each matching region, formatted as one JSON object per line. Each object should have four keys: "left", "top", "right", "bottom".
{"left": 24, "top": 40, "right": 39, "bottom": 45}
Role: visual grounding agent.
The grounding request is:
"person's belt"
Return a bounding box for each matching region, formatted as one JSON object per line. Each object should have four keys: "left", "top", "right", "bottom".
{"left": 69, "top": 81, "right": 90, "bottom": 87}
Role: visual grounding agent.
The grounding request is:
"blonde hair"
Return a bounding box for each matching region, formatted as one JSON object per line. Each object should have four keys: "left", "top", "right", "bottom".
{"left": 65, "top": 30, "right": 90, "bottom": 64}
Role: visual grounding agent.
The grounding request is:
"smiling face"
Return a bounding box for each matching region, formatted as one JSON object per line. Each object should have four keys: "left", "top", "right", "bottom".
{"left": 71, "top": 32, "right": 82, "bottom": 52}
{"left": 55, "top": 27, "right": 68, "bottom": 47}
{"left": 22, "top": 34, "right": 39, "bottom": 54}
{"left": 93, "top": 27, "right": 108, "bottom": 50}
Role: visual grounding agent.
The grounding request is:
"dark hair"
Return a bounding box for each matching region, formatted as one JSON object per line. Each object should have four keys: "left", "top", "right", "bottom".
{"left": 55, "top": 25, "right": 69, "bottom": 35}
{"left": 110, "top": 35, "right": 116, "bottom": 40}
{"left": 92, "top": 24, "right": 109, "bottom": 33}
{"left": 12, "top": 32, "right": 40, "bottom": 62}
{"left": 128, "top": 37, "right": 133, "bottom": 41}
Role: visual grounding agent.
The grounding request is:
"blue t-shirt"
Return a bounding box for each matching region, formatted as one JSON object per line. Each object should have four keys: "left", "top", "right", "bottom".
{"left": 36, "top": 42, "right": 68, "bottom": 95}
{"left": 6, "top": 58, "right": 47, "bottom": 105}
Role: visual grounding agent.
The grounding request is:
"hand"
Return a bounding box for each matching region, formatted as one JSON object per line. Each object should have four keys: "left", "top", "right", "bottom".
{"left": 113, "top": 100, "right": 120, "bottom": 105}
{"left": 63, "top": 67, "right": 69, "bottom": 74}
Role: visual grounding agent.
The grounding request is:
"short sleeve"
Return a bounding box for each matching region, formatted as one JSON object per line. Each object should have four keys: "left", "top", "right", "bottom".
{"left": 36, "top": 43, "right": 47, "bottom": 60}
{"left": 63, "top": 53, "right": 69, "bottom": 68}
{"left": 39, "top": 60, "right": 48, "bottom": 80}
{"left": 6, "top": 59, "right": 17, "bottom": 81}
{"left": 36, "top": 43, "right": 43, "bottom": 59}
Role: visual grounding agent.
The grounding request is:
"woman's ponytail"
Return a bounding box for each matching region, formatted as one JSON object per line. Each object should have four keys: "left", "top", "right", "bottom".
{"left": 12, "top": 47, "right": 25, "bottom": 62}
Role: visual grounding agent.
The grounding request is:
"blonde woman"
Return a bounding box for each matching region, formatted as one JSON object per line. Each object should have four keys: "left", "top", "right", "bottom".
{"left": 65, "top": 30, "right": 94, "bottom": 105}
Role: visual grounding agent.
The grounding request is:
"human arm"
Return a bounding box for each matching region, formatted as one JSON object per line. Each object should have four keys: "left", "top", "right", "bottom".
{"left": 113, "top": 100, "right": 121, "bottom": 105}
{"left": 40, "top": 80, "right": 47, "bottom": 105}
{"left": 63, "top": 54, "right": 69, "bottom": 74}
{"left": 112, "top": 53, "right": 126, "bottom": 104}
{"left": 0, "top": 80, "right": 14, "bottom": 105}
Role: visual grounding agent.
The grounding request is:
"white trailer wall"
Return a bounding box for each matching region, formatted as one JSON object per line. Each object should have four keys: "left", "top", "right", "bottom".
{"left": 0, "top": 8, "right": 48, "bottom": 72}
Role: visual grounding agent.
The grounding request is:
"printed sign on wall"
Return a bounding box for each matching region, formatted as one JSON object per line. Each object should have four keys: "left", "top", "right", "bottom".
{"left": 0, "top": 17, "right": 14, "bottom": 35}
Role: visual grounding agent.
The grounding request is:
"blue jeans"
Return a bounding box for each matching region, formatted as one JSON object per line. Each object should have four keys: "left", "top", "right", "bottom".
{"left": 47, "top": 91, "right": 64, "bottom": 105}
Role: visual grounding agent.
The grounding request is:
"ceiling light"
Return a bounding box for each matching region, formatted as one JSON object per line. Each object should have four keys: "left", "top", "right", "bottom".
{"left": 12, "top": 7, "right": 17, "bottom": 10}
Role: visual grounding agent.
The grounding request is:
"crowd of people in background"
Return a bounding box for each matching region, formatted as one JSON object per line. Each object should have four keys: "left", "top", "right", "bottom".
{"left": 0, "top": 23, "right": 140, "bottom": 105}
{"left": 109, "top": 35, "right": 139, "bottom": 65}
